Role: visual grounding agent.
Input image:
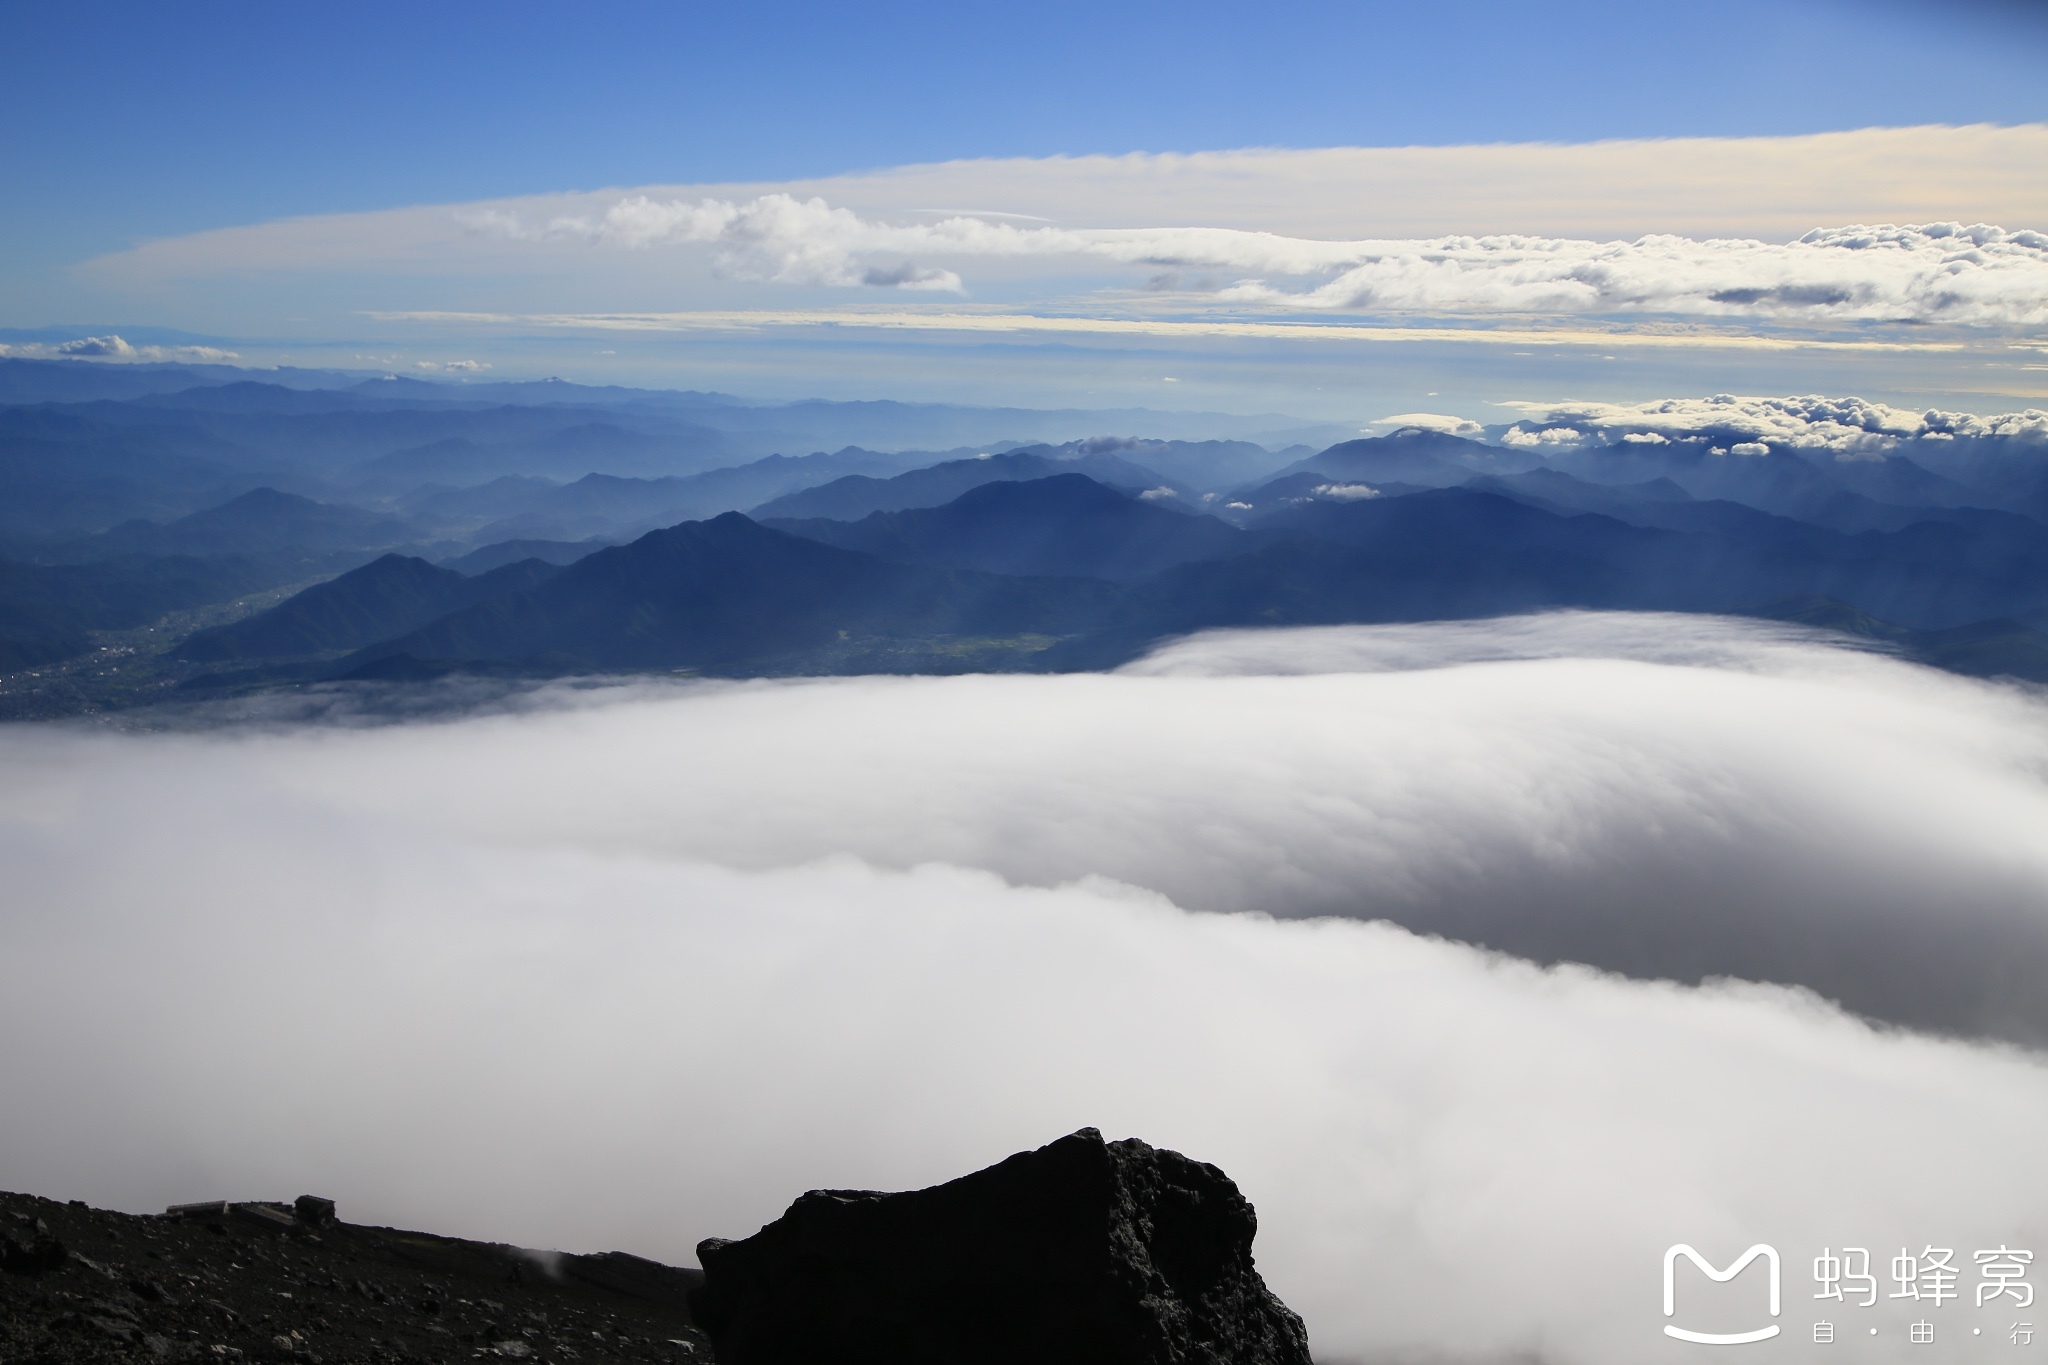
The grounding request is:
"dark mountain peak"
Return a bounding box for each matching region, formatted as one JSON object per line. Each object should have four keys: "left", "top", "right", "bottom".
{"left": 766, "top": 474, "right": 1242, "bottom": 581}
{"left": 1332, "top": 427, "right": 1490, "bottom": 453}
{"left": 180, "top": 486, "right": 320, "bottom": 519}
{"left": 949, "top": 470, "right": 1135, "bottom": 511}
{"left": 172, "top": 553, "right": 462, "bottom": 663}
{"left": 164, "top": 487, "right": 415, "bottom": 543}
{"left": 336, "top": 506, "right": 1111, "bottom": 675}
{"left": 1265, "top": 430, "right": 1524, "bottom": 491}
{"left": 333, "top": 551, "right": 455, "bottom": 585}
{"left": 748, "top": 448, "right": 1184, "bottom": 523}
{"left": 1260, "top": 483, "right": 1628, "bottom": 544}
{"left": 171, "top": 550, "right": 559, "bottom": 664}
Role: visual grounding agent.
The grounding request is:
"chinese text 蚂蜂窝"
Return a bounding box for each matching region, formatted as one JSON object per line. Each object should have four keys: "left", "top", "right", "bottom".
{"left": 1813, "top": 1247, "right": 2033, "bottom": 1308}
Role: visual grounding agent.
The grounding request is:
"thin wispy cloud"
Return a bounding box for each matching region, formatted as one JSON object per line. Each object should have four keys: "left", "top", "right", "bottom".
{"left": 469, "top": 195, "right": 2048, "bottom": 326}
{"left": 367, "top": 308, "right": 1968, "bottom": 355}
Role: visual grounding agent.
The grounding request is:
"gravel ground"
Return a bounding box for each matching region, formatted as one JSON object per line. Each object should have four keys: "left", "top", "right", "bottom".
{"left": 0, "top": 1190, "right": 709, "bottom": 1365}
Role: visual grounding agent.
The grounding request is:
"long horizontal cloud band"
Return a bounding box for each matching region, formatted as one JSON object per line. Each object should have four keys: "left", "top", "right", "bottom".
{"left": 471, "top": 193, "right": 2048, "bottom": 326}
{"left": 367, "top": 309, "right": 1972, "bottom": 356}
{"left": 1402, "top": 393, "right": 2048, "bottom": 455}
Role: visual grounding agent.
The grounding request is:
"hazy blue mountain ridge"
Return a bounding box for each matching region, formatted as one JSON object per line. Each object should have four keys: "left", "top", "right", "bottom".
{"left": 339, "top": 513, "right": 1118, "bottom": 676}
{"left": 765, "top": 474, "right": 1248, "bottom": 580}
{"left": 174, "top": 553, "right": 563, "bottom": 663}
{"left": 7, "top": 360, "right": 2048, "bottom": 706}
{"left": 750, "top": 449, "right": 1185, "bottom": 521}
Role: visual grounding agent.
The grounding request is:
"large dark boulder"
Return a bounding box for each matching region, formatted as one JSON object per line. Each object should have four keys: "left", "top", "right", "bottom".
{"left": 688, "top": 1127, "right": 1311, "bottom": 1365}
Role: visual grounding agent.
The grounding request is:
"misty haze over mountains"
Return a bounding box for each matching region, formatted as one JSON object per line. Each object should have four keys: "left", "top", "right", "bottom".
{"left": 4, "top": 355, "right": 2048, "bottom": 709}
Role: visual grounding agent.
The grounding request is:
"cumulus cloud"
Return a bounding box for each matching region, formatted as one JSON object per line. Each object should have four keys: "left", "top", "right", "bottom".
{"left": 467, "top": 194, "right": 2048, "bottom": 325}
{"left": 1501, "top": 424, "right": 1586, "bottom": 446}
{"left": 3, "top": 616, "right": 2047, "bottom": 1365}
{"left": 55, "top": 334, "right": 136, "bottom": 357}
{"left": 471, "top": 193, "right": 967, "bottom": 290}
{"left": 0, "top": 334, "right": 240, "bottom": 363}
{"left": 412, "top": 358, "right": 492, "bottom": 372}
{"left": 1501, "top": 392, "right": 2048, "bottom": 456}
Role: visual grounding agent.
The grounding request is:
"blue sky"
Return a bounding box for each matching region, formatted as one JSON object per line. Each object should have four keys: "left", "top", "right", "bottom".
{"left": 4, "top": 0, "right": 2046, "bottom": 418}
{"left": 7, "top": 0, "right": 2045, "bottom": 263}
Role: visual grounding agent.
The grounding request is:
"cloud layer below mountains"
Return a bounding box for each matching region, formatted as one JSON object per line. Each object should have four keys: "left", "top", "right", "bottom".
{"left": 3, "top": 616, "right": 2046, "bottom": 1364}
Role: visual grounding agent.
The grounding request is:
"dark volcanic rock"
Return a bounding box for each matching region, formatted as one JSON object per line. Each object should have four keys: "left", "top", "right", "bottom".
{"left": 689, "top": 1127, "right": 1311, "bottom": 1365}
{"left": 0, "top": 1189, "right": 708, "bottom": 1364}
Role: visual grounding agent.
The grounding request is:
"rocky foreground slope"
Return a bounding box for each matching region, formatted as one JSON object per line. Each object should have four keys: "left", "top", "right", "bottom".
{"left": 3, "top": 1130, "right": 1310, "bottom": 1364}
{"left": 0, "top": 1190, "right": 707, "bottom": 1364}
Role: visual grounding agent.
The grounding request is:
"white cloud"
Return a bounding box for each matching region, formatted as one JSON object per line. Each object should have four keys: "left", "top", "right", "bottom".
{"left": 55, "top": 334, "right": 135, "bottom": 356}
{"left": 1372, "top": 412, "right": 1485, "bottom": 434}
{"left": 76, "top": 127, "right": 2048, "bottom": 342}
{"left": 1501, "top": 425, "right": 1586, "bottom": 446}
{"left": 1501, "top": 393, "right": 2048, "bottom": 455}
{"left": 412, "top": 358, "right": 492, "bottom": 372}
{"left": 472, "top": 192, "right": 966, "bottom": 291}
{"left": 372, "top": 308, "right": 1962, "bottom": 355}
{"left": 1312, "top": 483, "right": 1381, "bottom": 500}
{"left": 0, "top": 334, "right": 240, "bottom": 363}
{"left": 87, "top": 124, "right": 2048, "bottom": 276}
{"left": 460, "top": 192, "right": 2048, "bottom": 325}
{"left": 3, "top": 617, "right": 2047, "bottom": 1365}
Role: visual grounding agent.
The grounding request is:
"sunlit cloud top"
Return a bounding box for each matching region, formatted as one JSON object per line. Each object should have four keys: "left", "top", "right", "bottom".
{"left": 77, "top": 128, "right": 2048, "bottom": 329}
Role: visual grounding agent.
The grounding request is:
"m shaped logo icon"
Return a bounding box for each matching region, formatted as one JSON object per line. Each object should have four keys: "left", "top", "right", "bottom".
{"left": 1664, "top": 1244, "right": 1782, "bottom": 1344}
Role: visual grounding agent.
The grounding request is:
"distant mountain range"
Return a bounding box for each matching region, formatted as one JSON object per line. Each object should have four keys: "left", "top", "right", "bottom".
{"left": 4, "top": 358, "right": 2048, "bottom": 712}
{"left": 173, "top": 554, "right": 563, "bottom": 664}
{"left": 153, "top": 474, "right": 2048, "bottom": 694}
{"left": 764, "top": 473, "right": 1244, "bottom": 580}
{"left": 336, "top": 514, "right": 1113, "bottom": 680}
{"left": 752, "top": 448, "right": 1182, "bottom": 521}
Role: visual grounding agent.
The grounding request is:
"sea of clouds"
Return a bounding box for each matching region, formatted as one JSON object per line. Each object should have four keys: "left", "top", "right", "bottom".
{"left": 3, "top": 614, "right": 2045, "bottom": 1363}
